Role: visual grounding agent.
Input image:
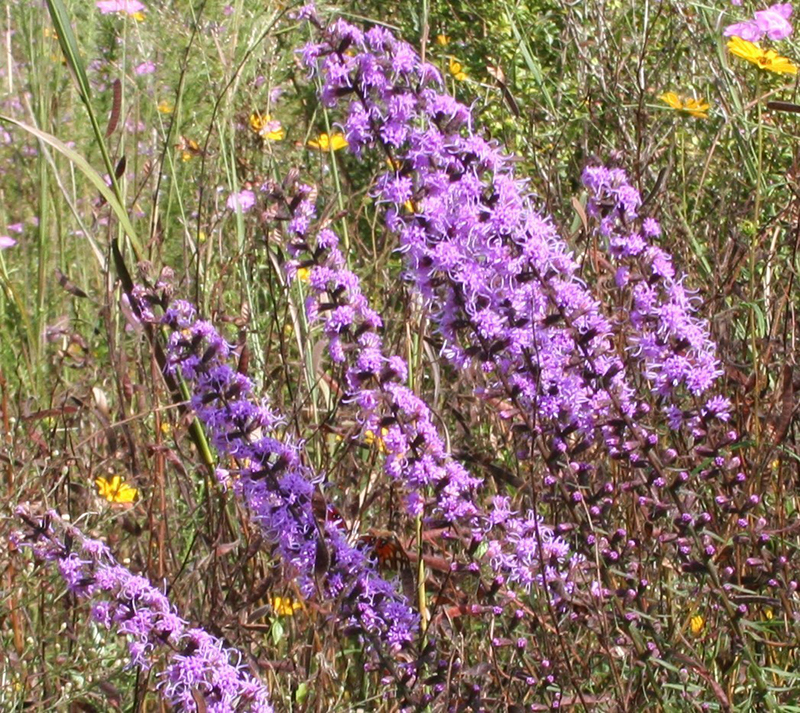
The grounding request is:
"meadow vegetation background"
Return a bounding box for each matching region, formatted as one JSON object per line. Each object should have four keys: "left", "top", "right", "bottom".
{"left": 3, "top": 0, "right": 800, "bottom": 710}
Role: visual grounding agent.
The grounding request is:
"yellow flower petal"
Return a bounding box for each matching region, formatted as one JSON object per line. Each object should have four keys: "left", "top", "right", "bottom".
{"left": 659, "top": 91, "right": 709, "bottom": 119}
{"left": 449, "top": 56, "right": 467, "bottom": 81}
{"left": 157, "top": 99, "right": 174, "bottom": 114}
{"left": 306, "top": 132, "right": 348, "bottom": 152}
{"left": 96, "top": 474, "right": 138, "bottom": 504}
{"left": 690, "top": 614, "right": 704, "bottom": 636}
{"left": 264, "top": 126, "right": 285, "bottom": 141}
{"left": 272, "top": 596, "right": 302, "bottom": 616}
{"left": 250, "top": 112, "right": 284, "bottom": 142}
{"left": 658, "top": 92, "right": 682, "bottom": 111}
{"left": 363, "top": 427, "right": 390, "bottom": 454}
{"left": 727, "top": 37, "right": 798, "bottom": 74}
{"left": 727, "top": 36, "right": 762, "bottom": 63}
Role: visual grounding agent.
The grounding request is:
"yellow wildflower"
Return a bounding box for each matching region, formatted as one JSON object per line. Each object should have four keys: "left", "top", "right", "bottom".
{"left": 157, "top": 99, "right": 174, "bottom": 114}
{"left": 272, "top": 596, "right": 301, "bottom": 616}
{"left": 96, "top": 474, "right": 138, "bottom": 504}
{"left": 132, "top": 11, "right": 145, "bottom": 21}
{"left": 296, "top": 267, "right": 311, "bottom": 282}
{"left": 306, "top": 132, "right": 348, "bottom": 152}
{"left": 160, "top": 421, "right": 172, "bottom": 436}
{"left": 689, "top": 614, "right": 704, "bottom": 637}
{"left": 436, "top": 34, "right": 450, "bottom": 47}
{"left": 364, "top": 427, "right": 390, "bottom": 454}
{"left": 659, "top": 92, "right": 710, "bottom": 119}
{"left": 249, "top": 112, "right": 285, "bottom": 142}
{"left": 176, "top": 135, "right": 201, "bottom": 162}
{"left": 449, "top": 56, "right": 468, "bottom": 81}
{"left": 727, "top": 37, "right": 798, "bottom": 75}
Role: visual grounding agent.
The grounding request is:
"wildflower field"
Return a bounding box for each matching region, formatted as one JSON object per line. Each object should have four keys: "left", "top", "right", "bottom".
{"left": 5, "top": 0, "right": 800, "bottom": 710}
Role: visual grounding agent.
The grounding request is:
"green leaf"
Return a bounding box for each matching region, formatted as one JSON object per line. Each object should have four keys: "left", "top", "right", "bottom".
{"left": 45, "top": 0, "right": 94, "bottom": 106}
{"left": 270, "top": 618, "right": 285, "bottom": 646}
{"left": 295, "top": 682, "right": 309, "bottom": 705}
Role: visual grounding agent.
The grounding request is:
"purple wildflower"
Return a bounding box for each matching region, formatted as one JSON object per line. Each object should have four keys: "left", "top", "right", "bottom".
{"left": 150, "top": 296, "right": 420, "bottom": 653}
{"left": 276, "top": 182, "right": 481, "bottom": 524}
{"left": 724, "top": 2, "right": 793, "bottom": 41}
{"left": 227, "top": 189, "right": 256, "bottom": 213}
{"left": 135, "top": 61, "right": 156, "bottom": 75}
{"left": 302, "top": 21, "right": 642, "bottom": 466}
{"left": 582, "top": 165, "right": 722, "bottom": 408}
{"left": 96, "top": 0, "right": 145, "bottom": 15}
{"left": 13, "top": 509, "right": 272, "bottom": 712}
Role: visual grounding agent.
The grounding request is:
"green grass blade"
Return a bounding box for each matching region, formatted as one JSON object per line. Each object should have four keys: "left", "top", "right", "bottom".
{"left": 0, "top": 115, "right": 142, "bottom": 256}
{"left": 44, "top": 0, "right": 93, "bottom": 105}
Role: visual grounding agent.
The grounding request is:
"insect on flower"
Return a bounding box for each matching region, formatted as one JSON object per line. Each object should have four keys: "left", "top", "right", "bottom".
{"left": 727, "top": 36, "right": 799, "bottom": 74}
{"left": 359, "top": 532, "right": 409, "bottom": 572}
{"left": 658, "top": 92, "right": 710, "bottom": 119}
{"left": 95, "top": 474, "right": 138, "bottom": 504}
{"left": 306, "top": 132, "right": 348, "bottom": 152}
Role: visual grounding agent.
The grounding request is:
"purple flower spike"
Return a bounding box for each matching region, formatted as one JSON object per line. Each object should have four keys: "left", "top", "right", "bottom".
{"left": 302, "top": 20, "right": 644, "bottom": 465}
{"left": 149, "top": 293, "right": 420, "bottom": 653}
{"left": 279, "top": 183, "right": 481, "bottom": 524}
{"left": 582, "top": 166, "right": 722, "bottom": 411}
{"left": 13, "top": 509, "right": 273, "bottom": 713}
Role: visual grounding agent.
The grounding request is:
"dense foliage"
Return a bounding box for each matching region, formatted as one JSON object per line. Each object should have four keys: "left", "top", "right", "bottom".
{"left": 3, "top": 1, "right": 800, "bottom": 710}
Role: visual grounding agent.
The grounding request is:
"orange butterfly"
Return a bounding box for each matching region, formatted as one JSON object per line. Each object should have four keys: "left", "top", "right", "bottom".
{"left": 359, "top": 532, "right": 409, "bottom": 572}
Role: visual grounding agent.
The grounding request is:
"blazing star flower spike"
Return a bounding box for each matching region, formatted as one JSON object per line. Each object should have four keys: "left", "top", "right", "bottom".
{"left": 13, "top": 509, "right": 273, "bottom": 713}
{"left": 147, "top": 295, "right": 419, "bottom": 654}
